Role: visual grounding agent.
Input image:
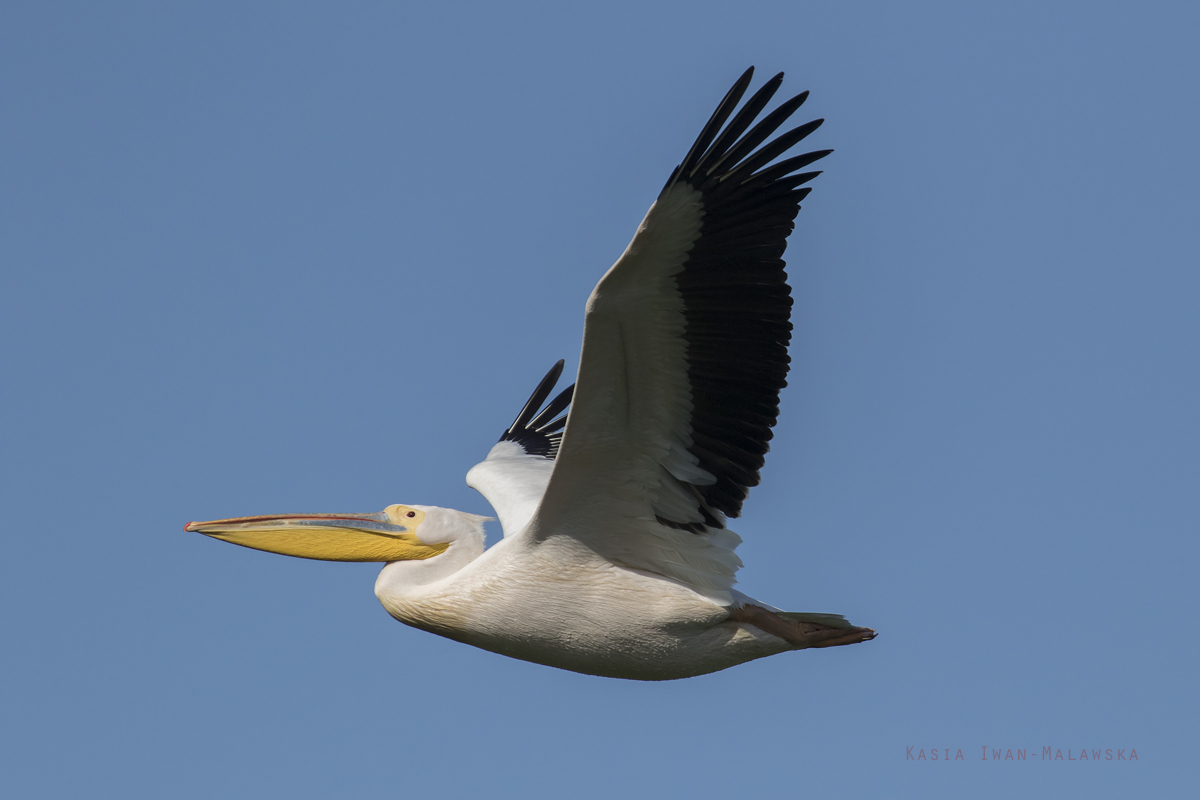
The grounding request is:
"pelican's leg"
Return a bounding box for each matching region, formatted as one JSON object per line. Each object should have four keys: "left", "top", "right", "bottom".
{"left": 727, "top": 604, "right": 877, "bottom": 649}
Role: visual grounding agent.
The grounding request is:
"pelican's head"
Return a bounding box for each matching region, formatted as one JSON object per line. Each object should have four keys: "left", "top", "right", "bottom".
{"left": 185, "top": 504, "right": 453, "bottom": 562}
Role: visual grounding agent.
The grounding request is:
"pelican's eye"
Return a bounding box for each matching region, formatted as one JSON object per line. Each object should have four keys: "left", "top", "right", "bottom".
{"left": 406, "top": 511, "right": 417, "bottom": 518}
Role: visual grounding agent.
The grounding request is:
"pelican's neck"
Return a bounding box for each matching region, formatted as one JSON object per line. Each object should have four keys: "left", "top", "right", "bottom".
{"left": 375, "top": 535, "right": 482, "bottom": 591}
{"left": 373, "top": 506, "right": 487, "bottom": 608}
{"left": 373, "top": 535, "right": 485, "bottom": 636}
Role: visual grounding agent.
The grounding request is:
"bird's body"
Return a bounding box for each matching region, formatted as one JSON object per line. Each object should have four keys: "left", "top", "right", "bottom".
{"left": 374, "top": 518, "right": 787, "bottom": 681}
{"left": 187, "top": 67, "right": 876, "bottom": 680}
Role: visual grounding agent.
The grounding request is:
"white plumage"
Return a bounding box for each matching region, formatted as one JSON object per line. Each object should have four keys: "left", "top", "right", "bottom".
{"left": 187, "top": 67, "right": 876, "bottom": 680}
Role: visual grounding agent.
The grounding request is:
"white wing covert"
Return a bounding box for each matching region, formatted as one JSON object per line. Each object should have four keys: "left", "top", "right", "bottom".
{"left": 526, "top": 68, "right": 830, "bottom": 603}
{"left": 466, "top": 361, "right": 574, "bottom": 537}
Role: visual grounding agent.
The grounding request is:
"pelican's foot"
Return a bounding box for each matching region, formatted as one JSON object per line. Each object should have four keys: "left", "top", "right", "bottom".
{"left": 728, "top": 604, "right": 878, "bottom": 650}
{"left": 806, "top": 626, "right": 878, "bottom": 648}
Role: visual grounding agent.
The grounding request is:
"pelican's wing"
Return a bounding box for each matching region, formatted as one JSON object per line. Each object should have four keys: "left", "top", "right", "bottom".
{"left": 528, "top": 68, "right": 830, "bottom": 602}
{"left": 466, "top": 361, "right": 574, "bottom": 537}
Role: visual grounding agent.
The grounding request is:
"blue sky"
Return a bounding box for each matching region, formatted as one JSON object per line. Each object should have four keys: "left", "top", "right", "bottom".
{"left": 2, "top": 2, "right": 1196, "bottom": 798}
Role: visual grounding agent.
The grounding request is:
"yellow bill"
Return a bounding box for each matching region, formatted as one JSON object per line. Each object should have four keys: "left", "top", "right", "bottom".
{"left": 184, "top": 506, "right": 446, "bottom": 562}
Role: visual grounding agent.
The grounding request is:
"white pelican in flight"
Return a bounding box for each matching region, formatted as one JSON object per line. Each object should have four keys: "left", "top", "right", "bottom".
{"left": 187, "top": 67, "right": 876, "bottom": 680}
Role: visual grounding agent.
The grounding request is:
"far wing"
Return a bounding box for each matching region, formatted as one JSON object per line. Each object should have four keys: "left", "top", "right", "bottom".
{"left": 528, "top": 68, "right": 829, "bottom": 601}
{"left": 466, "top": 361, "right": 574, "bottom": 537}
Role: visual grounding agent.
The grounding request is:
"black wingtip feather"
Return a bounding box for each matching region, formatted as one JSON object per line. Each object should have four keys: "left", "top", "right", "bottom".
{"left": 505, "top": 359, "right": 563, "bottom": 433}
{"left": 669, "top": 67, "right": 756, "bottom": 191}
{"left": 690, "top": 75, "right": 785, "bottom": 180}
{"left": 655, "top": 69, "right": 828, "bottom": 524}
{"left": 499, "top": 361, "right": 574, "bottom": 460}
{"left": 528, "top": 384, "right": 574, "bottom": 430}
{"left": 702, "top": 91, "right": 811, "bottom": 179}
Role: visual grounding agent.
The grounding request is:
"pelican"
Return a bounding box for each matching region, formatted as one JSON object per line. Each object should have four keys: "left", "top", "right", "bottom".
{"left": 187, "top": 67, "right": 876, "bottom": 681}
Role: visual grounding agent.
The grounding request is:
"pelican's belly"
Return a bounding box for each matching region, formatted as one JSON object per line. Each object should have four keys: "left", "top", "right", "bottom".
{"left": 378, "top": 541, "right": 792, "bottom": 681}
